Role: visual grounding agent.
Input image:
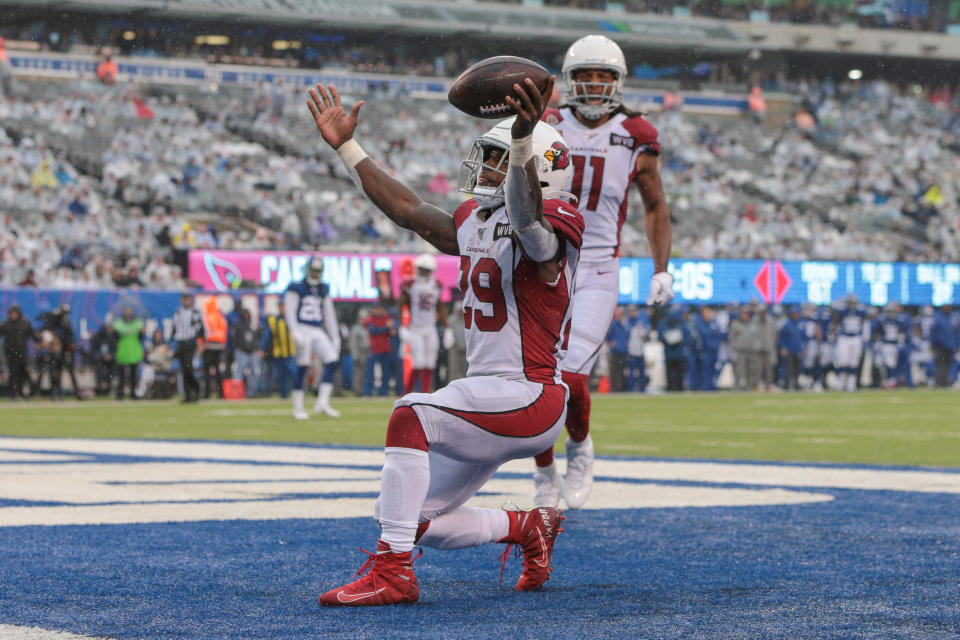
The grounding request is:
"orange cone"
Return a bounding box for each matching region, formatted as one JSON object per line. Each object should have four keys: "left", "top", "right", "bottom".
{"left": 597, "top": 375, "right": 611, "bottom": 394}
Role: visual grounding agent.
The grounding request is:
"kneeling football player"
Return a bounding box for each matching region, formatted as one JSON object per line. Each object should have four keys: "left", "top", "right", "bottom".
{"left": 307, "top": 75, "right": 584, "bottom": 605}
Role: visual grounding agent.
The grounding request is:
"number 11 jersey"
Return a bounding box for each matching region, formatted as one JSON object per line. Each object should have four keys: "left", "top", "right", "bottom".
{"left": 453, "top": 198, "right": 585, "bottom": 385}
{"left": 541, "top": 107, "right": 660, "bottom": 262}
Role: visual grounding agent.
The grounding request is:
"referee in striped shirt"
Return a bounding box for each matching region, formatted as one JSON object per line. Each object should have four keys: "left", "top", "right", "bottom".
{"left": 171, "top": 292, "right": 204, "bottom": 403}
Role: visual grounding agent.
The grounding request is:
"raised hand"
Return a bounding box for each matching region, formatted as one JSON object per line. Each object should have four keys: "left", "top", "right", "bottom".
{"left": 306, "top": 84, "right": 365, "bottom": 150}
{"left": 505, "top": 75, "right": 555, "bottom": 140}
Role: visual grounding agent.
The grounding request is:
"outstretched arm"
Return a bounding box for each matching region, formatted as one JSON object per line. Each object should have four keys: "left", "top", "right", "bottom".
{"left": 307, "top": 85, "right": 459, "bottom": 255}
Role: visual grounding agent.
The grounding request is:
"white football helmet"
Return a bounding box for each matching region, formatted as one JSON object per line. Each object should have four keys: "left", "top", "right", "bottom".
{"left": 414, "top": 253, "right": 437, "bottom": 275}
{"left": 305, "top": 255, "right": 323, "bottom": 286}
{"left": 459, "top": 118, "right": 573, "bottom": 209}
{"left": 562, "top": 35, "right": 627, "bottom": 120}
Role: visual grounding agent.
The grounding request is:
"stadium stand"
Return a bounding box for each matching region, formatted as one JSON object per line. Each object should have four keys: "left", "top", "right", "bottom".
{"left": 3, "top": 68, "right": 959, "bottom": 291}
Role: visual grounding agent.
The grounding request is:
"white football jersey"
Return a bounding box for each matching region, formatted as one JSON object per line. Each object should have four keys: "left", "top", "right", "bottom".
{"left": 542, "top": 106, "right": 660, "bottom": 261}
{"left": 405, "top": 277, "right": 442, "bottom": 329}
{"left": 453, "top": 198, "right": 584, "bottom": 384}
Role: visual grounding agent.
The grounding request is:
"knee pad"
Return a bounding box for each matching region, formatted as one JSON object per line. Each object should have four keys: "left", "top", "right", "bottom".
{"left": 385, "top": 406, "right": 429, "bottom": 451}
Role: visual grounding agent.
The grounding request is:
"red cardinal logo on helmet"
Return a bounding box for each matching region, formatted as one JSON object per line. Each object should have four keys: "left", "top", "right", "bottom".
{"left": 543, "top": 141, "right": 570, "bottom": 170}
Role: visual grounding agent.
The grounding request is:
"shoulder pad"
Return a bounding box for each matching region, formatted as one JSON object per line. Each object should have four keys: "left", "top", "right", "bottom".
{"left": 542, "top": 199, "right": 585, "bottom": 250}
{"left": 622, "top": 115, "right": 661, "bottom": 155}
{"left": 454, "top": 199, "right": 478, "bottom": 231}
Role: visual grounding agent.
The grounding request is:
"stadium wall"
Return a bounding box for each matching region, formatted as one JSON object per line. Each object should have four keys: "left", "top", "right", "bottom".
{"left": 7, "top": 51, "right": 752, "bottom": 116}
{"left": 190, "top": 250, "right": 960, "bottom": 307}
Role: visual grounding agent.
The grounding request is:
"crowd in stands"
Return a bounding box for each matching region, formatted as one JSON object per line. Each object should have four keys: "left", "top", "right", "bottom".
{"left": 2, "top": 296, "right": 957, "bottom": 402}
{"left": 2, "top": 72, "right": 960, "bottom": 289}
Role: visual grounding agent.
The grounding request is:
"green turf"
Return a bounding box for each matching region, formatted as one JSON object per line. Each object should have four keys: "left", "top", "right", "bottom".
{"left": 1, "top": 390, "right": 958, "bottom": 467}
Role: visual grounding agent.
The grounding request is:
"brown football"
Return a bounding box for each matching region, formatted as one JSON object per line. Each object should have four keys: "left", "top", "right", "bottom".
{"left": 448, "top": 56, "right": 551, "bottom": 119}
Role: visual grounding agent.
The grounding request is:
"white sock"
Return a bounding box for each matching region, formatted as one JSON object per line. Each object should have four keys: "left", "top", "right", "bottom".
{"left": 418, "top": 506, "right": 510, "bottom": 550}
{"left": 292, "top": 390, "right": 305, "bottom": 412}
{"left": 317, "top": 382, "right": 333, "bottom": 406}
{"left": 378, "top": 447, "right": 430, "bottom": 553}
{"left": 536, "top": 461, "right": 560, "bottom": 477}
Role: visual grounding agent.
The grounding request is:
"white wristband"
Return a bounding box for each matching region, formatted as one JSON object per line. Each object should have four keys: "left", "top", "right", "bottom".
{"left": 509, "top": 134, "right": 533, "bottom": 167}
{"left": 337, "top": 139, "right": 368, "bottom": 171}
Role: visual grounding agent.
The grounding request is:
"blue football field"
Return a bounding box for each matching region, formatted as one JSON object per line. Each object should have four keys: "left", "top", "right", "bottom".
{"left": 0, "top": 437, "right": 958, "bottom": 639}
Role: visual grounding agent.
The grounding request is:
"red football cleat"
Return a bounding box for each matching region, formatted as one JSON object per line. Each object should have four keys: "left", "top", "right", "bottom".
{"left": 498, "top": 507, "right": 565, "bottom": 591}
{"left": 319, "top": 540, "right": 421, "bottom": 606}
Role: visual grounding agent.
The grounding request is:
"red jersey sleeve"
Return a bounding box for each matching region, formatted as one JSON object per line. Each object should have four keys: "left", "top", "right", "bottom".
{"left": 453, "top": 199, "right": 477, "bottom": 231}
{"left": 623, "top": 115, "right": 661, "bottom": 156}
{"left": 542, "top": 199, "right": 585, "bottom": 251}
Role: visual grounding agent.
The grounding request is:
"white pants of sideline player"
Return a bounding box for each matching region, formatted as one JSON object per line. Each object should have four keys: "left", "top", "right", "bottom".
{"left": 374, "top": 376, "right": 567, "bottom": 549}
{"left": 834, "top": 335, "right": 863, "bottom": 370}
{"left": 294, "top": 326, "right": 338, "bottom": 367}
{"left": 406, "top": 324, "right": 439, "bottom": 370}
{"left": 561, "top": 257, "right": 620, "bottom": 375}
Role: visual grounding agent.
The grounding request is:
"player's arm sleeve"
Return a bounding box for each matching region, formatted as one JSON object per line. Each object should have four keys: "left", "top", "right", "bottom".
{"left": 504, "top": 163, "right": 558, "bottom": 262}
{"left": 284, "top": 290, "right": 299, "bottom": 334}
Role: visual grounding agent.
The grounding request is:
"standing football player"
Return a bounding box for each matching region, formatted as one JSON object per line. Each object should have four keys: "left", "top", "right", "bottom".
{"left": 533, "top": 34, "right": 673, "bottom": 508}
{"left": 399, "top": 253, "right": 444, "bottom": 394}
{"left": 307, "top": 73, "right": 583, "bottom": 605}
{"left": 285, "top": 255, "right": 341, "bottom": 419}
{"left": 833, "top": 294, "right": 869, "bottom": 392}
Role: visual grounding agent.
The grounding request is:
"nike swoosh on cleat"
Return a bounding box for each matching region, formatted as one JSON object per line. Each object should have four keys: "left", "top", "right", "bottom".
{"left": 336, "top": 587, "right": 387, "bottom": 603}
{"left": 534, "top": 527, "right": 549, "bottom": 568}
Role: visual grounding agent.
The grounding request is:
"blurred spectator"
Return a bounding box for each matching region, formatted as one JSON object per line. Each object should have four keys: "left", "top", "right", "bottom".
{"left": 57, "top": 304, "right": 81, "bottom": 397}
{"left": 748, "top": 87, "right": 767, "bottom": 125}
{"left": 231, "top": 306, "right": 261, "bottom": 395}
{"left": 201, "top": 296, "right": 227, "bottom": 399}
{"left": 755, "top": 305, "right": 778, "bottom": 391}
{"left": 931, "top": 306, "right": 958, "bottom": 388}
{"left": 96, "top": 53, "right": 118, "bottom": 85}
{"left": 606, "top": 308, "right": 631, "bottom": 392}
{"left": 658, "top": 308, "right": 690, "bottom": 392}
{"left": 363, "top": 302, "right": 394, "bottom": 397}
{"left": 729, "top": 306, "right": 756, "bottom": 391}
{"left": 0, "top": 305, "right": 34, "bottom": 398}
{"left": 34, "top": 307, "right": 66, "bottom": 400}
{"left": 260, "top": 299, "right": 296, "bottom": 398}
{"left": 113, "top": 306, "right": 144, "bottom": 400}
{"left": 693, "top": 306, "right": 722, "bottom": 391}
{"left": 90, "top": 315, "right": 118, "bottom": 396}
{"left": 137, "top": 328, "right": 175, "bottom": 399}
{"left": 348, "top": 309, "right": 370, "bottom": 395}
{"left": 625, "top": 307, "right": 648, "bottom": 392}
{"left": 778, "top": 306, "right": 805, "bottom": 391}
{"left": 171, "top": 292, "right": 204, "bottom": 403}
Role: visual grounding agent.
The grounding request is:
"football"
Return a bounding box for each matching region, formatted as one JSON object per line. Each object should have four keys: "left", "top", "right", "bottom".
{"left": 448, "top": 56, "right": 551, "bottom": 119}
